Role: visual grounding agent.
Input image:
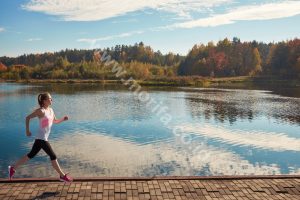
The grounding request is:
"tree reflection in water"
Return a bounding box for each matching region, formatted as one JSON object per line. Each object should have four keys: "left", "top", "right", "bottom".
{"left": 184, "top": 88, "right": 300, "bottom": 125}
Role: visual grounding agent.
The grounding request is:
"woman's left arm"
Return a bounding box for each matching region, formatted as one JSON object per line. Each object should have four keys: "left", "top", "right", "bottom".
{"left": 53, "top": 110, "right": 68, "bottom": 124}
{"left": 53, "top": 116, "right": 68, "bottom": 124}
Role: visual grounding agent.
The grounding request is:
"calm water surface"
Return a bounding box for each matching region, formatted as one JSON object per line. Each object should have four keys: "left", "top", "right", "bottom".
{"left": 0, "top": 83, "right": 299, "bottom": 178}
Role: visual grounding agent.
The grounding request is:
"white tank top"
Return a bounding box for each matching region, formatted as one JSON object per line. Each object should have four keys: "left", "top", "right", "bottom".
{"left": 36, "top": 108, "right": 54, "bottom": 141}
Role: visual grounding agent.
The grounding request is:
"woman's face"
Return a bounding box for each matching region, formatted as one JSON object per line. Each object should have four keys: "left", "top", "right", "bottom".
{"left": 44, "top": 95, "right": 52, "bottom": 106}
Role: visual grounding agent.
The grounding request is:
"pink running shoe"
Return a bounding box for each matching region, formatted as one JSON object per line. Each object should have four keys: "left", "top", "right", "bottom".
{"left": 8, "top": 166, "right": 16, "bottom": 180}
{"left": 59, "top": 173, "right": 73, "bottom": 183}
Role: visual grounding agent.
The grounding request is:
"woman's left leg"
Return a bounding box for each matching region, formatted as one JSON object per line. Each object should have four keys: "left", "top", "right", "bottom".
{"left": 41, "top": 141, "right": 65, "bottom": 177}
{"left": 51, "top": 159, "right": 65, "bottom": 177}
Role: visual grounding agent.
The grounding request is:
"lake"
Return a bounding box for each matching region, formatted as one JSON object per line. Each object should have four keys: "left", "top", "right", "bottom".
{"left": 0, "top": 83, "right": 299, "bottom": 178}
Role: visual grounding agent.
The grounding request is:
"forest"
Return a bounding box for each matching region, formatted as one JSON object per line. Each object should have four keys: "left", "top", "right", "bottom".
{"left": 0, "top": 38, "right": 299, "bottom": 81}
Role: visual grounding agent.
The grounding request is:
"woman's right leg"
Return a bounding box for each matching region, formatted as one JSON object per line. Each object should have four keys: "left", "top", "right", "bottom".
{"left": 13, "top": 155, "right": 30, "bottom": 169}
{"left": 9, "top": 140, "right": 41, "bottom": 179}
{"left": 13, "top": 139, "right": 42, "bottom": 169}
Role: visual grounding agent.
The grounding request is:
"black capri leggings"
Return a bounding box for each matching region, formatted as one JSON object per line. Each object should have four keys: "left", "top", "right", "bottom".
{"left": 27, "top": 139, "right": 57, "bottom": 160}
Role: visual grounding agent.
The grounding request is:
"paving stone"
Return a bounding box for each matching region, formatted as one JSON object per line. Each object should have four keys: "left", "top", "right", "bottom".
{"left": 0, "top": 178, "right": 300, "bottom": 199}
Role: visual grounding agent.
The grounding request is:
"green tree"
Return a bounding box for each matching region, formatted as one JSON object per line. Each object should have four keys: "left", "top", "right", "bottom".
{"left": 55, "top": 56, "right": 70, "bottom": 69}
{"left": 251, "top": 48, "right": 262, "bottom": 75}
{"left": 20, "top": 67, "right": 30, "bottom": 79}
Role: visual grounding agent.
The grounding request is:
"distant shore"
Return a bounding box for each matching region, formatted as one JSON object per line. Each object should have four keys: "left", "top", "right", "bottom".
{"left": 1, "top": 76, "right": 300, "bottom": 88}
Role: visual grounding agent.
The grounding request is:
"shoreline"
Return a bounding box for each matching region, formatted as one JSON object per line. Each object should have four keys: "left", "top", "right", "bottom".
{"left": 1, "top": 174, "right": 300, "bottom": 183}
{"left": 1, "top": 76, "right": 299, "bottom": 88}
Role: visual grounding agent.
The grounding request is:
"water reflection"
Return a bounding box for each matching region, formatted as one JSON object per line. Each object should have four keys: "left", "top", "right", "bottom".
{"left": 0, "top": 83, "right": 299, "bottom": 178}
{"left": 176, "top": 123, "right": 300, "bottom": 152}
{"left": 16, "top": 131, "right": 281, "bottom": 178}
{"left": 183, "top": 88, "right": 300, "bottom": 125}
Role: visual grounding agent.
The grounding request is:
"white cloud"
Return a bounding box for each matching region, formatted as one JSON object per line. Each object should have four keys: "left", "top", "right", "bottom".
{"left": 26, "top": 38, "right": 42, "bottom": 42}
{"left": 22, "top": 0, "right": 232, "bottom": 21}
{"left": 0, "top": 27, "right": 5, "bottom": 32}
{"left": 77, "top": 30, "right": 144, "bottom": 44}
{"left": 171, "top": 1, "right": 300, "bottom": 28}
{"left": 155, "top": 0, "right": 232, "bottom": 19}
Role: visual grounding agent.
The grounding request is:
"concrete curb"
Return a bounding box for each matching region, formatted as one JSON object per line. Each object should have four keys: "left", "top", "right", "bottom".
{"left": 1, "top": 175, "right": 300, "bottom": 183}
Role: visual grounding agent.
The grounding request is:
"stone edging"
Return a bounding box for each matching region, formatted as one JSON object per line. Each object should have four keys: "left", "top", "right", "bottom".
{"left": 1, "top": 175, "right": 300, "bottom": 183}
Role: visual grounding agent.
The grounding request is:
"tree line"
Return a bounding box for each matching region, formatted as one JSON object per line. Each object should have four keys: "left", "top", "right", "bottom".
{"left": 178, "top": 37, "right": 300, "bottom": 78}
{"left": 0, "top": 38, "right": 299, "bottom": 80}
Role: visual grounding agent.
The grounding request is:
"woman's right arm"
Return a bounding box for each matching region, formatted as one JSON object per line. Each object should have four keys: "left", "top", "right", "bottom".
{"left": 25, "top": 109, "right": 41, "bottom": 136}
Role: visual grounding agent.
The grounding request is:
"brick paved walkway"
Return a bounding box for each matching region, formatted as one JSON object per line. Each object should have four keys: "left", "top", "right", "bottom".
{"left": 0, "top": 176, "right": 300, "bottom": 200}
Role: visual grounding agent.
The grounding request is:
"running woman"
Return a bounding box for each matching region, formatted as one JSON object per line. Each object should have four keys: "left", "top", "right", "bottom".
{"left": 8, "top": 92, "right": 73, "bottom": 182}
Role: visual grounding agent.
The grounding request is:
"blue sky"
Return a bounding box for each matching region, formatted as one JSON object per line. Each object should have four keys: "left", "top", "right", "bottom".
{"left": 0, "top": 0, "right": 300, "bottom": 57}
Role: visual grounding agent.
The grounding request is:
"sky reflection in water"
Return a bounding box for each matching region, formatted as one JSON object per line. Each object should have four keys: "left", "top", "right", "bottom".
{"left": 0, "top": 83, "right": 299, "bottom": 178}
